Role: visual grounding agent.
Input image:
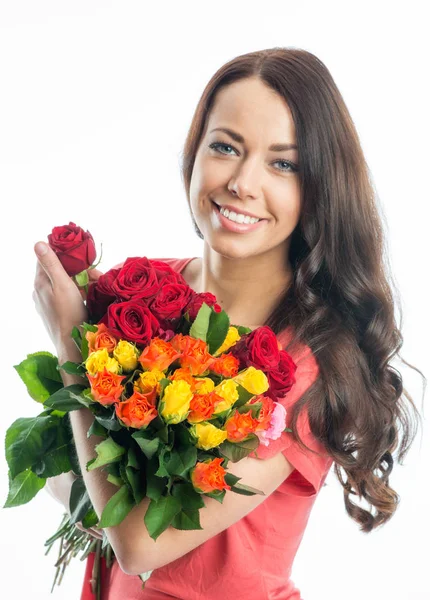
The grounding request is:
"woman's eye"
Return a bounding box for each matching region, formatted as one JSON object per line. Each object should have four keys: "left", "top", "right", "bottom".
{"left": 209, "top": 142, "right": 237, "bottom": 155}
{"left": 273, "top": 159, "right": 299, "bottom": 173}
{"left": 209, "top": 142, "right": 298, "bottom": 173}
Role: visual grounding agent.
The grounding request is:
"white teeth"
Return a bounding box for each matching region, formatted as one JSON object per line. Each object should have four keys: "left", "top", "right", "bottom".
{"left": 219, "top": 206, "right": 260, "bottom": 224}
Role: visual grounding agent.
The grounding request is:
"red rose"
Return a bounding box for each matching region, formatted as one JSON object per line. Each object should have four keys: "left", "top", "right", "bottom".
{"left": 150, "top": 260, "right": 188, "bottom": 287}
{"left": 230, "top": 326, "right": 281, "bottom": 371}
{"left": 86, "top": 267, "right": 121, "bottom": 323}
{"left": 111, "top": 257, "right": 160, "bottom": 301}
{"left": 266, "top": 350, "right": 297, "bottom": 400}
{"left": 186, "top": 292, "right": 222, "bottom": 321}
{"left": 48, "top": 222, "right": 97, "bottom": 276}
{"left": 149, "top": 283, "right": 193, "bottom": 323}
{"left": 101, "top": 300, "right": 160, "bottom": 347}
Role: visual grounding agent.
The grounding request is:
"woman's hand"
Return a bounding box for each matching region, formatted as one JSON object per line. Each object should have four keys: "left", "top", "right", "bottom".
{"left": 46, "top": 472, "right": 104, "bottom": 540}
{"left": 32, "top": 241, "right": 101, "bottom": 354}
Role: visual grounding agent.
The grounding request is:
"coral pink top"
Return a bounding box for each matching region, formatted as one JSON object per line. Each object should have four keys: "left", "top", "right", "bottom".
{"left": 81, "top": 257, "right": 334, "bottom": 600}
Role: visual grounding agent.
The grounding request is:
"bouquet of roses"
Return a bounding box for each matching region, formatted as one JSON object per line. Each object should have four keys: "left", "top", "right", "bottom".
{"left": 4, "top": 223, "right": 297, "bottom": 595}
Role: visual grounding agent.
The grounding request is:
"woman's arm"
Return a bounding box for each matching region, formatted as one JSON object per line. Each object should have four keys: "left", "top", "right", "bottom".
{"left": 32, "top": 242, "right": 295, "bottom": 576}
{"left": 45, "top": 470, "right": 77, "bottom": 507}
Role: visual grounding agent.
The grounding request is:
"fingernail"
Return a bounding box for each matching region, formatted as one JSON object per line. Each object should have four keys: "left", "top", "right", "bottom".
{"left": 35, "top": 242, "right": 48, "bottom": 256}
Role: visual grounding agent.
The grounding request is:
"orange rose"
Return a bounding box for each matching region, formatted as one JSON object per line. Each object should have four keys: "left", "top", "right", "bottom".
{"left": 87, "top": 367, "right": 126, "bottom": 406}
{"left": 169, "top": 333, "right": 189, "bottom": 353}
{"left": 249, "top": 394, "right": 275, "bottom": 431}
{"left": 179, "top": 337, "right": 214, "bottom": 376}
{"left": 115, "top": 389, "right": 158, "bottom": 429}
{"left": 225, "top": 409, "right": 260, "bottom": 442}
{"left": 209, "top": 353, "right": 240, "bottom": 378}
{"left": 168, "top": 367, "right": 196, "bottom": 391}
{"left": 187, "top": 391, "right": 224, "bottom": 423}
{"left": 190, "top": 457, "right": 231, "bottom": 494}
{"left": 138, "top": 337, "right": 181, "bottom": 371}
{"left": 86, "top": 323, "right": 118, "bottom": 354}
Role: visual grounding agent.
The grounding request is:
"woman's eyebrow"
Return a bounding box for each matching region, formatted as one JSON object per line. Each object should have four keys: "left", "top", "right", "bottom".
{"left": 209, "top": 127, "right": 297, "bottom": 151}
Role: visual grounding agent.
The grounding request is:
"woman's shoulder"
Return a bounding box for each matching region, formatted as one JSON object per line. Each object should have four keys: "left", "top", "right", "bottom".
{"left": 110, "top": 257, "right": 195, "bottom": 272}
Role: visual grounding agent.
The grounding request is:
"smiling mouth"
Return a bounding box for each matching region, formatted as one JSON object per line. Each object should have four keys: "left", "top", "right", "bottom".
{"left": 210, "top": 200, "right": 265, "bottom": 222}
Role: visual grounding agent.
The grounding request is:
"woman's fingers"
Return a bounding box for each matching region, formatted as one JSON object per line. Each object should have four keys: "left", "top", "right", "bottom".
{"left": 75, "top": 520, "right": 104, "bottom": 540}
{"left": 88, "top": 268, "right": 104, "bottom": 282}
{"left": 77, "top": 268, "right": 104, "bottom": 301}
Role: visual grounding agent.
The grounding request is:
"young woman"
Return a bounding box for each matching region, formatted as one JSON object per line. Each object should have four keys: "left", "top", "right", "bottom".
{"left": 34, "top": 47, "right": 422, "bottom": 599}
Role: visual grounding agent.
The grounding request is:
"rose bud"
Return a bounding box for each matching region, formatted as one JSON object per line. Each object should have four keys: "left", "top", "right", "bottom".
{"left": 48, "top": 222, "right": 97, "bottom": 276}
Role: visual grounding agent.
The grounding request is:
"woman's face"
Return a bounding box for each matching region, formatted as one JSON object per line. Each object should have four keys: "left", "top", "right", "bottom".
{"left": 189, "top": 76, "right": 302, "bottom": 262}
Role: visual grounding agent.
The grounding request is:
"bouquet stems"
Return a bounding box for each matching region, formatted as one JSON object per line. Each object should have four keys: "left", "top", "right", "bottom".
{"left": 45, "top": 513, "right": 111, "bottom": 595}
{"left": 45, "top": 513, "right": 154, "bottom": 594}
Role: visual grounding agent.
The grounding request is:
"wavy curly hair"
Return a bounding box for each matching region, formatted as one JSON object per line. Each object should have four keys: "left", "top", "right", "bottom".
{"left": 179, "top": 47, "right": 425, "bottom": 532}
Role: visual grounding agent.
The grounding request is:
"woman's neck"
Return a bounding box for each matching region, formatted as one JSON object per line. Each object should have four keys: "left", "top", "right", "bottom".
{"left": 183, "top": 247, "right": 292, "bottom": 328}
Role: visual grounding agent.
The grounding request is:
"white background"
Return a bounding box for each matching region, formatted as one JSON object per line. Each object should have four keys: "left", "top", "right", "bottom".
{"left": 0, "top": 2, "right": 428, "bottom": 599}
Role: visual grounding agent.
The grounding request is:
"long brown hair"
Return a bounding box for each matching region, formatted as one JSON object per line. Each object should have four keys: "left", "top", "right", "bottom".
{"left": 179, "top": 47, "right": 425, "bottom": 532}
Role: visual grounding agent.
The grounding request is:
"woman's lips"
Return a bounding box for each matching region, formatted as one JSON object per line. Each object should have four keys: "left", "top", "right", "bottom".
{"left": 211, "top": 201, "right": 267, "bottom": 233}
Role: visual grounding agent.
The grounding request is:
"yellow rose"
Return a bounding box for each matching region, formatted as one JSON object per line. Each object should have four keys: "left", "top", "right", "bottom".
{"left": 113, "top": 341, "right": 140, "bottom": 372}
{"left": 233, "top": 366, "right": 269, "bottom": 395}
{"left": 212, "top": 379, "right": 239, "bottom": 414}
{"left": 135, "top": 369, "right": 164, "bottom": 393}
{"left": 85, "top": 348, "right": 120, "bottom": 376}
{"left": 194, "top": 377, "right": 215, "bottom": 395}
{"left": 214, "top": 326, "right": 241, "bottom": 356}
{"left": 160, "top": 380, "right": 193, "bottom": 425}
{"left": 190, "top": 422, "right": 228, "bottom": 450}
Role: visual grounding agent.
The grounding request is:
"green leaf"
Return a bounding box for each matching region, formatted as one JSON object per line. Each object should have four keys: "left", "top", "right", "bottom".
{"left": 107, "top": 474, "right": 123, "bottom": 487}
{"left": 5, "top": 415, "right": 59, "bottom": 478}
{"left": 206, "top": 309, "right": 230, "bottom": 355}
{"left": 164, "top": 446, "right": 197, "bottom": 478}
{"left": 43, "top": 384, "right": 90, "bottom": 412}
{"left": 82, "top": 507, "right": 99, "bottom": 528}
{"left": 171, "top": 507, "right": 203, "bottom": 531}
{"left": 154, "top": 447, "right": 170, "bottom": 478}
{"left": 189, "top": 302, "right": 212, "bottom": 342}
{"left": 125, "top": 466, "right": 146, "bottom": 504}
{"left": 236, "top": 401, "right": 262, "bottom": 419}
{"left": 103, "top": 462, "right": 121, "bottom": 477}
{"left": 87, "top": 419, "right": 108, "bottom": 439}
{"left": 31, "top": 417, "right": 74, "bottom": 477}
{"left": 3, "top": 469, "right": 46, "bottom": 507}
{"left": 127, "top": 447, "right": 140, "bottom": 469}
{"left": 230, "top": 481, "right": 265, "bottom": 496}
{"left": 144, "top": 495, "right": 182, "bottom": 541}
{"left": 223, "top": 472, "right": 241, "bottom": 487}
{"left": 98, "top": 485, "right": 135, "bottom": 528}
{"left": 218, "top": 434, "right": 260, "bottom": 463}
{"left": 173, "top": 423, "right": 194, "bottom": 448}
{"left": 71, "top": 326, "right": 82, "bottom": 352}
{"left": 171, "top": 481, "right": 205, "bottom": 510}
{"left": 93, "top": 405, "right": 122, "bottom": 432}
{"left": 132, "top": 431, "right": 160, "bottom": 460}
{"left": 145, "top": 456, "right": 167, "bottom": 501}
{"left": 234, "top": 325, "right": 252, "bottom": 335}
{"left": 14, "top": 352, "right": 63, "bottom": 403}
{"left": 86, "top": 437, "right": 126, "bottom": 471}
{"left": 284, "top": 427, "right": 292, "bottom": 433}
{"left": 203, "top": 488, "right": 226, "bottom": 503}
{"left": 57, "top": 361, "right": 85, "bottom": 376}
{"left": 69, "top": 477, "right": 93, "bottom": 524}
{"left": 231, "top": 384, "right": 255, "bottom": 408}
{"left": 75, "top": 269, "right": 89, "bottom": 287}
